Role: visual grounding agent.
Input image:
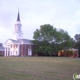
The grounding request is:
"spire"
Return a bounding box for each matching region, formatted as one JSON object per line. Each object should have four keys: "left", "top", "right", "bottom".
{"left": 17, "top": 11, "right": 20, "bottom": 21}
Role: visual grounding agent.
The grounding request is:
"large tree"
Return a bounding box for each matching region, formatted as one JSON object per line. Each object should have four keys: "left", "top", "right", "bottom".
{"left": 74, "top": 34, "right": 80, "bottom": 57}
{"left": 33, "top": 24, "right": 72, "bottom": 56}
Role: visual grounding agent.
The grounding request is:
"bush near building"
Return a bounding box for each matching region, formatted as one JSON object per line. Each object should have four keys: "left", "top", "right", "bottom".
{"left": 58, "top": 49, "right": 79, "bottom": 58}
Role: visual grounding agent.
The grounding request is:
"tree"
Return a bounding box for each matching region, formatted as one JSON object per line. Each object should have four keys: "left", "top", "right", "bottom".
{"left": 59, "top": 29, "right": 72, "bottom": 49}
{"left": 33, "top": 24, "right": 72, "bottom": 56}
{"left": 33, "top": 24, "right": 57, "bottom": 43}
{"left": 74, "top": 34, "right": 80, "bottom": 57}
{"left": 74, "top": 34, "right": 80, "bottom": 42}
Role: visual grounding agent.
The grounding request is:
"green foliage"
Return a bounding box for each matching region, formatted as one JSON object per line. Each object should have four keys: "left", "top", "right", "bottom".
{"left": 65, "top": 50, "right": 74, "bottom": 55}
{"left": 33, "top": 24, "right": 73, "bottom": 56}
{"left": 74, "top": 34, "right": 80, "bottom": 57}
{"left": 32, "top": 40, "right": 53, "bottom": 55}
{"left": 33, "top": 29, "right": 40, "bottom": 40}
{"left": 74, "top": 34, "right": 80, "bottom": 42}
{"left": 33, "top": 24, "right": 55, "bottom": 42}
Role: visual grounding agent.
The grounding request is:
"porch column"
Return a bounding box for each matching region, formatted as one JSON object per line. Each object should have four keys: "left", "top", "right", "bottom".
{"left": 5, "top": 46, "right": 6, "bottom": 56}
{"left": 12, "top": 44, "right": 14, "bottom": 56}
{"left": 8, "top": 46, "right": 10, "bottom": 56}
{"left": 7, "top": 46, "right": 9, "bottom": 56}
{"left": 10, "top": 46, "right": 11, "bottom": 56}
{"left": 6, "top": 46, "right": 8, "bottom": 56}
{"left": 10, "top": 45, "right": 12, "bottom": 56}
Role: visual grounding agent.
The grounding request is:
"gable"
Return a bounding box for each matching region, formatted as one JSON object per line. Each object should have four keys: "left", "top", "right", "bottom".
{"left": 5, "top": 39, "right": 13, "bottom": 44}
{"left": 5, "top": 39, "right": 19, "bottom": 46}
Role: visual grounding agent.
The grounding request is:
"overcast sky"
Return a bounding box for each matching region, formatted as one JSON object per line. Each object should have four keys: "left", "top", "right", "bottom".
{"left": 0, "top": 0, "right": 80, "bottom": 44}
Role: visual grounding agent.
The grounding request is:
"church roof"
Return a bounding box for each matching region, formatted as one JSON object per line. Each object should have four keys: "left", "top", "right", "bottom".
{"left": 5, "top": 39, "right": 34, "bottom": 45}
{"left": 17, "top": 11, "right": 20, "bottom": 21}
{"left": 9, "top": 39, "right": 19, "bottom": 43}
{"left": 20, "top": 39, "right": 34, "bottom": 45}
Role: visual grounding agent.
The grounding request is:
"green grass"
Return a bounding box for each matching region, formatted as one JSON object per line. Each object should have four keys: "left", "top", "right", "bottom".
{"left": 0, "top": 57, "right": 80, "bottom": 80}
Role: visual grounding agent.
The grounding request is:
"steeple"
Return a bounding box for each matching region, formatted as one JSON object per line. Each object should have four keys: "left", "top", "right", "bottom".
{"left": 13, "top": 11, "right": 23, "bottom": 40}
{"left": 17, "top": 11, "right": 20, "bottom": 21}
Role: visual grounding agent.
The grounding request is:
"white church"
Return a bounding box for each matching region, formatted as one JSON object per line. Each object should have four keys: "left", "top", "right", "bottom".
{"left": 3, "top": 11, "right": 35, "bottom": 56}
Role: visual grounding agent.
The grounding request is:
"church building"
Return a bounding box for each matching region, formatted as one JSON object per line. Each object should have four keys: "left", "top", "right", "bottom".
{"left": 4, "top": 11, "right": 35, "bottom": 56}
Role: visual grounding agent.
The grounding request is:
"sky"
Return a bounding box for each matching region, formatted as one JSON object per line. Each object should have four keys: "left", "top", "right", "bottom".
{"left": 0, "top": 0, "right": 80, "bottom": 44}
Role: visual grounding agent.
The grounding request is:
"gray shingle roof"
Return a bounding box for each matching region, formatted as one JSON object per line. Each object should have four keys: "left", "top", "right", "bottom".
{"left": 5, "top": 39, "right": 34, "bottom": 45}
{"left": 20, "top": 39, "right": 34, "bottom": 45}
{"left": 9, "top": 39, "right": 19, "bottom": 43}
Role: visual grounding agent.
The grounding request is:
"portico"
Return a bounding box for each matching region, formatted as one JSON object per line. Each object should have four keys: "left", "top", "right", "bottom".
{"left": 5, "top": 43, "right": 19, "bottom": 56}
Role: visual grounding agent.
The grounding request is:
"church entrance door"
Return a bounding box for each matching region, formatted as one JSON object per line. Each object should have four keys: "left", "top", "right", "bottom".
{"left": 28, "top": 49, "right": 32, "bottom": 56}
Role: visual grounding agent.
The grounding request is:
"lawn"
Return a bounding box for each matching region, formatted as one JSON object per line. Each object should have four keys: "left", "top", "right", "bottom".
{"left": 0, "top": 57, "right": 80, "bottom": 80}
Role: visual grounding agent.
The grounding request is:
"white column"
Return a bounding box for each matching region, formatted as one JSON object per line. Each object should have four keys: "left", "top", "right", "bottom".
{"left": 12, "top": 44, "right": 13, "bottom": 56}
{"left": 6, "top": 46, "right": 7, "bottom": 56}
{"left": 8, "top": 46, "right": 10, "bottom": 56}
{"left": 10, "top": 45, "right": 11, "bottom": 56}
{"left": 7, "top": 46, "right": 8, "bottom": 56}
{"left": 5, "top": 46, "right": 6, "bottom": 56}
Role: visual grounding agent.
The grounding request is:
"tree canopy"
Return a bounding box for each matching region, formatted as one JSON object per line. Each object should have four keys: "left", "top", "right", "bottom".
{"left": 33, "top": 24, "right": 56, "bottom": 42}
{"left": 33, "top": 24, "right": 73, "bottom": 56}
